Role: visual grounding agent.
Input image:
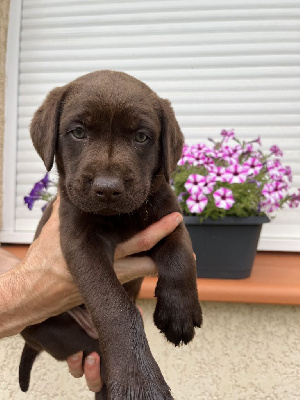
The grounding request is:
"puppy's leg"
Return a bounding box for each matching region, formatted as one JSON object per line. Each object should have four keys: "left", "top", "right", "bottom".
{"left": 151, "top": 223, "right": 203, "bottom": 346}
{"left": 60, "top": 220, "right": 172, "bottom": 399}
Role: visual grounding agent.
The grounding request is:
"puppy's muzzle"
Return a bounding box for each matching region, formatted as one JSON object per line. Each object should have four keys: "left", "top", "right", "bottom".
{"left": 92, "top": 176, "right": 124, "bottom": 202}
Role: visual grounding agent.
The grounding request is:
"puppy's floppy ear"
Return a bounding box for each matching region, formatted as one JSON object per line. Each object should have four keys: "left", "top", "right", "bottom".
{"left": 30, "top": 86, "right": 65, "bottom": 171}
{"left": 160, "top": 98, "right": 184, "bottom": 182}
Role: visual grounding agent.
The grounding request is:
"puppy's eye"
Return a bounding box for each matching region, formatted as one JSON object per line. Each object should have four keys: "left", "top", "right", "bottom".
{"left": 134, "top": 131, "right": 148, "bottom": 143}
{"left": 69, "top": 127, "right": 86, "bottom": 140}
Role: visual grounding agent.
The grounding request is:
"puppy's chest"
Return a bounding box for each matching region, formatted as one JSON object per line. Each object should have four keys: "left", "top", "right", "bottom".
{"left": 95, "top": 214, "right": 152, "bottom": 244}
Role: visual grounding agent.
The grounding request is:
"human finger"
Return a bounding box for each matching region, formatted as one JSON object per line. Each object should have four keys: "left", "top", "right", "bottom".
{"left": 114, "top": 212, "right": 183, "bottom": 260}
{"left": 84, "top": 352, "right": 103, "bottom": 393}
{"left": 114, "top": 256, "right": 157, "bottom": 284}
{"left": 67, "top": 351, "right": 84, "bottom": 378}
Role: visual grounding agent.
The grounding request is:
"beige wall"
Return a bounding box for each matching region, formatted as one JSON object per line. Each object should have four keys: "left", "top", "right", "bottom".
{"left": 0, "top": 0, "right": 10, "bottom": 229}
{"left": 0, "top": 300, "right": 299, "bottom": 399}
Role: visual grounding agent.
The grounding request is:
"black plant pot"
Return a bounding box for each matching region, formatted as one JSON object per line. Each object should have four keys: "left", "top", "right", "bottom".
{"left": 184, "top": 215, "right": 270, "bottom": 279}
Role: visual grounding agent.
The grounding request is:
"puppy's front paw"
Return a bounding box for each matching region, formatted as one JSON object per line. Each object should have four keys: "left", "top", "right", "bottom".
{"left": 108, "top": 380, "right": 172, "bottom": 400}
{"left": 154, "top": 283, "right": 202, "bottom": 346}
{"left": 106, "top": 358, "right": 173, "bottom": 400}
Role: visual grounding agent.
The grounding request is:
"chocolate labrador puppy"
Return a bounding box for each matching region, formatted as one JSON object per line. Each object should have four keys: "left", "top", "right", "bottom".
{"left": 19, "top": 70, "right": 202, "bottom": 399}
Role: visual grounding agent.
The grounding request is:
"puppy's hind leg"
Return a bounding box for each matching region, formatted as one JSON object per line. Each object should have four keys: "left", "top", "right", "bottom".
{"left": 19, "top": 343, "right": 40, "bottom": 392}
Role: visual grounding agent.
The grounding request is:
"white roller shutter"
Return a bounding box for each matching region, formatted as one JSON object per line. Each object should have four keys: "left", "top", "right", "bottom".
{"left": 2, "top": 0, "right": 300, "bottom": 250}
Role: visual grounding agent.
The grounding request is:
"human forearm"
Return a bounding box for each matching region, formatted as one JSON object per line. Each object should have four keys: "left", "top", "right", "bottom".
{"left": 0, "top": 253, "right": 81, "bottom": 339}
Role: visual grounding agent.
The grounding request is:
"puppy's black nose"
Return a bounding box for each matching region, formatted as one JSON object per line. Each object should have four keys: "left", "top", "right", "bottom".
{"left": 92, "top": 176, "right": 124, "bottom": 202}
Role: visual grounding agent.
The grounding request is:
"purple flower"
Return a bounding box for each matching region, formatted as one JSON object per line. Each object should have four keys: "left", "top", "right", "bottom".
{"left": 24, "top": 195, "right": 38, "bottom": 210}
{"left": 223, "top": 164, "right": 250, "bottom": 184}
{"left": 41, "top": 172, "right": 50, "bottom": 188}
{"left": 178, "top": 191, "right": 188, "bottom": 202}
{"left": 213, "top": 187, "right": 235, "bottom": 210}
{"left": 24, "top": 173, "right": 53, "bottom": 211}
{"left": 270, "top": 145, "right": 283, "bottom": 157}
{"left": 186, "top": 193, "right": 208, "bottom": 213}
{"left": 243, "top": 157, "right": 263, "bottom": 176}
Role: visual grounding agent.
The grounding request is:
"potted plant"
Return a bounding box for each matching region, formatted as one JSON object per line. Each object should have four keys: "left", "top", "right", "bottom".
{"left": 172, "top": 130, "right": 300, "bottom": 279}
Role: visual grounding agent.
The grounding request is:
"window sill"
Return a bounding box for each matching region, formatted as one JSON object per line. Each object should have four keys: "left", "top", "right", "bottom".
{"left": 3, "top": 246, "right": 300, "bottom": 305}
{"left": 141, "top": 252, "right": 300, "bottom": 305}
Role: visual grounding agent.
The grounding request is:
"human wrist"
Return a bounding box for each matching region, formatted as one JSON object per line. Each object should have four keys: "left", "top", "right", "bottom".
{"left": 19, "top": 253, "right": 83, "bottom": 322}
{"left": 0, "top": 267, "right": 31, "bottom": 337}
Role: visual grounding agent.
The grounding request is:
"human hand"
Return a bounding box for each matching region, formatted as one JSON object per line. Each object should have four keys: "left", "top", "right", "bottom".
{"left": 67, "top": 351, "right": 102, "bottom": 393}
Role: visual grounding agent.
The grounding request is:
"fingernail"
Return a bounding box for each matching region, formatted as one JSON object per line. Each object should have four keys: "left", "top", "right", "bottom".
{"left": 86, "top": 355, "right": 96, "bottom": 366}
{"left": 176, "top": 214, "right": 183, "bottom": 225}
{"left": 70, "top": 353, "right": 80, "bottom": 361}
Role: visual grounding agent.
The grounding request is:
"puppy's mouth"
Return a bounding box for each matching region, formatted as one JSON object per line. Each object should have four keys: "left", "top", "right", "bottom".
{"left": 66, "top": 180, "right": 150, "bottom": 216}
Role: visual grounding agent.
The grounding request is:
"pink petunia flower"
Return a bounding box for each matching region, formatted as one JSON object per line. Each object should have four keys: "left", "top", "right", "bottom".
{"left": 251, "top": 150, "right": 263, "bottom": 160}
{"left": 182, "top": 144, "right": 190, "bottom": 155}
{"left": 186, "top": 193, "right": 208, "bottom": 213}
{"left": 223, "top": 164, "right": 250, "bottom": 183}
{"left": 243, "top": 157, "right": 263, "bottom": 176}
{"left": 244, "top": 143, "right": 253, "bottom": 153}
{"left": 201, "top": 175, "right": 217, "bottom": 195}
{"left": 284, "top": 166, "right": 293, "bottom": 182}
{"left": 213, "top": 187, "right": 235, "bottom": 210}
{"left": 208, "top": 166, "right": 226, "bottom": 182}
{"left": 251, "top": 136, "right": 261, "bottom": 146}
{"left": 185, "top": 174, "right": 216, "bottom": 195}
{"left": 190, "top": 150, "right": 206, "bottom": 166}
{"left": 270, "top": 145, "right": 283, "bottom": 157}
{"left": 288, "top": 189, "right": 300, "bottom": 208}
{"left": 221, "top": 129, "right": 235, "bottom": 142}
{"left": 267, "top": 160, "right": 285, "bottom": 180}
{"left": 184, "top": 174, "right": 205, "bottom": 194}
{"left": 190, "top": 143, "right": 208, "bottom": 154}
{"left": 261, "top": 199, "right": 281, "bottom": 213}
{"left": 262, "top": 181, "right": 287, "bottom": 203}
{"left": 202, "top": 156, "right": 215, "bottom": 168}
{"left": 177, "top": 156, "right": 193, "bottom": 166}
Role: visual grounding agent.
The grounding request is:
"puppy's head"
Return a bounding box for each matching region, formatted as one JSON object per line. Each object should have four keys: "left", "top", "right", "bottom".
{"left": 30, "top": 70, "right": 183, "bottom": 215}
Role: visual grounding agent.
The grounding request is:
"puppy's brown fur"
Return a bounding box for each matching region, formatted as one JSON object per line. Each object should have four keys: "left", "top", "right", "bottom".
{"left": 19, "top": 70, "right": 202, "bottom": 399}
